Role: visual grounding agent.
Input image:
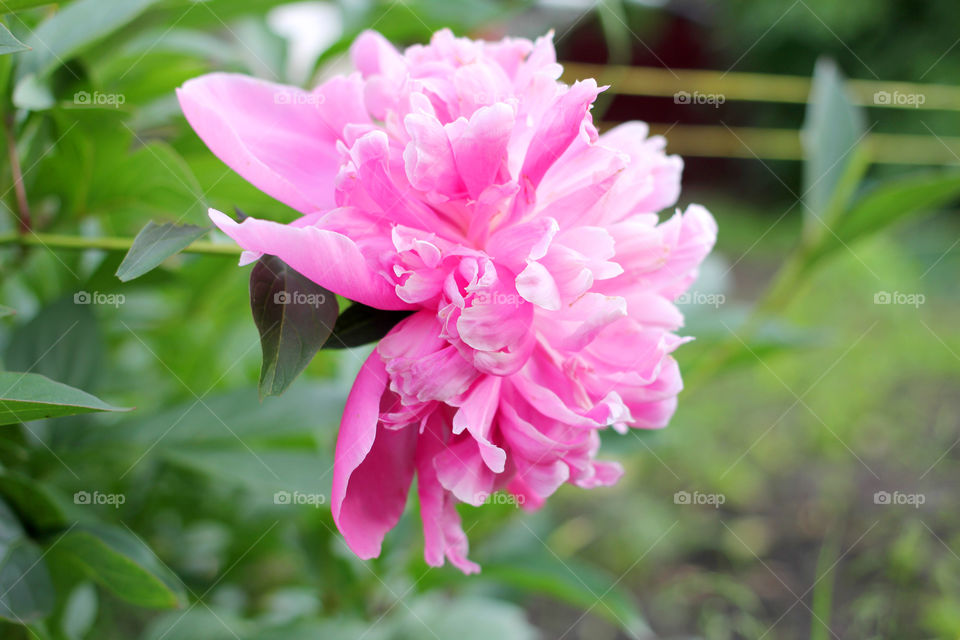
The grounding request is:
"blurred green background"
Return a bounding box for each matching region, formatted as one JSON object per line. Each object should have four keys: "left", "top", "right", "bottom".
{"left": 0, "top": 1, "right": 958, "bottom": 639}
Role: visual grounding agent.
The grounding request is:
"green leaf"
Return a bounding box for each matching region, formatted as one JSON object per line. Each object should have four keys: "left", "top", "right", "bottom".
{"left": 322, "top": 303, "right": 412, "bottom": 350}
{"left": 0, "top": 0, "right": 62, "bottom": 11}
{"left": 802, "top": 58, "right": 867, "bottom": 240}
{"left": 15, "top": 0, "right": 163, "bottom": 82}
{"left": 0, "top": 372, "right": 130, "bottom": 426}
{"left": 0, "top": 471, "right": 66, "bottom": 532}
{"left": 250, "top": 256, "right": 338, "bottom": 399}
{"left": 116, "top": 221, "right": 209, "bottom": 282}
{"left": 0, "top": 24, "right": 29, "bottom": 56}
{"left": 51, "top": 524, "right": 184, "bottom": 609}
{"left": 809, "top": 171, "right": 960, "bottom": 266}
{"left": 836, "top": 171, "right": 960, "bottom": 245}
{"left": 5, "top": 297, "right": 103, "bottom": 390}
{"left": 483, "top": 556, "right": 651, "bottom": 637}
{"left": 0, "top": 498, "right": 54, "bottom": 624}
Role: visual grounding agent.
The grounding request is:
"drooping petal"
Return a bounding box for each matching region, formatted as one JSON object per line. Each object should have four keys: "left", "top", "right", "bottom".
{"left": 331, "top": 351, "right": 418, "bottom": 559}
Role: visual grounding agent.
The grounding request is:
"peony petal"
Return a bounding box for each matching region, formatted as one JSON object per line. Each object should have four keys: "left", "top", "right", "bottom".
{"left": 209, "top": 209, "right": 410, "bottom": 310}
{"left": 332, "top": 351, "right": 418, "bottom": 559}
{"left": 177, "top": 73, "right": 342, "bottom": 214}
{"left": 417, "top": 413, "right": 481, "bottom": 573}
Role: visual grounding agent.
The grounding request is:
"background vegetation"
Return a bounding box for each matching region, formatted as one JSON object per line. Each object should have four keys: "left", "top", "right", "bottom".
{"left": 0, "top": 1, "right": 958, "bottom": 638}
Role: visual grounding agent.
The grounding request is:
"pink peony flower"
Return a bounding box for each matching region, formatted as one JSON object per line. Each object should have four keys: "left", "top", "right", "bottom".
{"left": 178, "top": 29, "right": 716, "bottom": 573}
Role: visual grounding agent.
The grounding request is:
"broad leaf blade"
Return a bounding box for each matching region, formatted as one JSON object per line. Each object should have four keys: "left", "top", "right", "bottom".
{"left": 52, "top": 524, "right": 185, "bottom": 609}
{"left": 0, "top": 372, "right": 129, "bottom": 426}
{"left": 802, "top": 58, "right": 867, "bottom": 240}
{"left": 323, "top": 303, "right": 412, "bottom": 350}
{"left": 250, "top": 256, "right": 338, "bottom": 398}
{"left": 809, "top": 171, "right": 960, "bottom": 266}
{"left": 0, "top": 24, "right": 29, "bottom": 56}
{"left": 116, "top": 221, "right": 209, "bottom": 282}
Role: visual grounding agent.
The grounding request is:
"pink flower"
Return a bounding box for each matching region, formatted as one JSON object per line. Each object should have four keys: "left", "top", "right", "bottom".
{"left": 178, "top": 29, "right": 716, "bottom": 573}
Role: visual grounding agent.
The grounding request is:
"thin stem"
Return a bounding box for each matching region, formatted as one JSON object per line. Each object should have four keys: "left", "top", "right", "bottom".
{"left": 4, "top": 114, "right": 31, "bottom": 233}
{"left": 0, "top": 231, "right": 242, "bottom": 255}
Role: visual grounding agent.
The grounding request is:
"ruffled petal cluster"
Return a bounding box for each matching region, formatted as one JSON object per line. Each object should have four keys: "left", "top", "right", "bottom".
{"left": 178, "top": 29, "right": 717, "bottom": 573}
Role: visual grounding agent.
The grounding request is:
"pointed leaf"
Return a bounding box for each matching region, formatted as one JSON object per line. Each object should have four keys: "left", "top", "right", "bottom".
{"left": 802, "top": 58, "right": 867, "bottom": 239}
{"left": 0, "top": 372, "right": 130, "bottom": 426}
{"left": 0, "top": 24, "right": 29, "bottom": 56}
{"left": 250, "top": 256, "right": 338, "bottom": 398}
{"left": 809, "top": 171, "right": 960, "bottom": 266}
{"left": 322, "top": 303, "right": 412, "bottom": 350}
{"left": 51, "top": 524, "right": 184, "bottom": 609}
{"left": 116, "top": 221, "right": 209, "bottom": 282}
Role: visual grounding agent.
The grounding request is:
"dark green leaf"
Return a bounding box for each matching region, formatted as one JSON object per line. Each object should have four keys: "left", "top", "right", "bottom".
{"left": 322, "top": 303, "right": 412, "bottom": 350}
{"left": 0, "top": 372, "right": 129, "bottom": 426}
{"left": 250, "top": 256, "right": 338, "bottom": 398}
{"left": 0, "top": 24, "right": 29, "bottom": 56}
{"left": 116, "top": 221, "right": 209, "bottom": 282}
{"left": 51, "top": 524, "right": 184, "bottom": 609}
{"left": 0, "top": 471, "right": 66, "bottom": 532}
{"left": 802, "top": 58, "right": 867, "bottom": 239}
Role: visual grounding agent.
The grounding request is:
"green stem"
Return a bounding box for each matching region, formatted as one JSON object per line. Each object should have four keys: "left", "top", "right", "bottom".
{"left": 0, "top": 231, "right": 242, "bottom": 255}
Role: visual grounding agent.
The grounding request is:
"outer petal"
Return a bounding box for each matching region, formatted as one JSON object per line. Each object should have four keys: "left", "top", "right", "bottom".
{"left": 177, "top": 73, "right": 342, "bottom": 213}
{"left": 209, "top": 209, "right": 411, "bottom": 310}
{"left": 331, "top": 351, "right": 418, "bottom": 559}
